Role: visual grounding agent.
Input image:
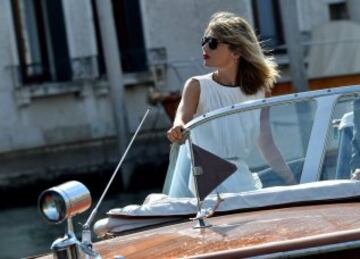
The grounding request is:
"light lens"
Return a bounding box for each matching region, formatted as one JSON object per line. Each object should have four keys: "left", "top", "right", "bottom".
{"left": 39, "top": 191, "right": 67, "bottom": 223}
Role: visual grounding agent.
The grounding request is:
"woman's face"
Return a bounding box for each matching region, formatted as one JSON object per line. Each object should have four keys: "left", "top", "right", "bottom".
{"left": 202, "top": 33, "right": 238, "bottom": 69}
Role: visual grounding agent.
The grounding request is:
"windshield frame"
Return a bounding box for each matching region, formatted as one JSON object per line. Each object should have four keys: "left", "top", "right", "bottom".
{"left": 164, "top": 85, "right": 360, "bottom": 196}
{"left": 186, "top": 85, "right": 360, "bottom": 130}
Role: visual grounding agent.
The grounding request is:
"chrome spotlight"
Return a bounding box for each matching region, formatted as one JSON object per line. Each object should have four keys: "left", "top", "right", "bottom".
{"left": 39, "top": 181, "right": 92, "bottom": 224}
{"left": 38, "top": 181, "right": 92, "bottom": 259}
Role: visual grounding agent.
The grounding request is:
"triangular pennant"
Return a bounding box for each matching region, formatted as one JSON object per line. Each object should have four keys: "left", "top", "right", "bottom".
{"left": 192, "top": 144, "right": 237, "bottom": 200}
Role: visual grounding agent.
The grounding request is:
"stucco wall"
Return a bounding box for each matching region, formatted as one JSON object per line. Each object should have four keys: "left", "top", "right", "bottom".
{"left": 0, "top": 0, "right": 350, "bottom": 155}
{"left": 62, "top": 0, "right": 99, "bottom": 79}
{"left": 0, "top": 0, "right": 354, "bottom": 186}
{"left": 140, "top": 0, "right": 252, "bottom": 91}
{"left": 0, "top": 0, "right": 23, "bottom": 152}
{"left": 0, "top": 0, "right": 170, "bottom": 155}
{"left": 0, "top": 0, "right": 117, "bottom": 154}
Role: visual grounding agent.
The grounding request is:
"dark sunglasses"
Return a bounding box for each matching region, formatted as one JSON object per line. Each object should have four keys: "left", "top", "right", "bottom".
{"left": 201, "top": 36, "right": 227, "bottom": 50}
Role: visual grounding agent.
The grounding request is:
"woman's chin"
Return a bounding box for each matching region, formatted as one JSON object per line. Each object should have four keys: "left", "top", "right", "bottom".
{"left": 203, "top": 61, "right": 214, "bottom": 67}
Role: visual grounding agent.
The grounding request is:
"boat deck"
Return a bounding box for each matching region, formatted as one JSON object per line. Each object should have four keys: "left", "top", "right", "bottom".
{"left": 37, "top": 202, "right": 360, "bottom": 258}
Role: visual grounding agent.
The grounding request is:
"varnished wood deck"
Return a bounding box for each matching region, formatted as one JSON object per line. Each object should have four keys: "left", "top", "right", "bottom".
{"left": 37, "top": 202, "right": 360, "bottom": 258}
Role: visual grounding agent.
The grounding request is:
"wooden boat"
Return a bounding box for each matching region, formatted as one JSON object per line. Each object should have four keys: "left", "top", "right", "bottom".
{"left": 35, "top": 85, "right": 360, "bottom": 258}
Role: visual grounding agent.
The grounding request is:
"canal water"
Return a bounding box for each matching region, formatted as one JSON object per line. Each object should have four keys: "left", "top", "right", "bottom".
{"left": 0, "top": 144, "right": 169, "bottom": 258}
{"left": 0, "top": 150, "right": 169, "bottom": 259}
{"left": 0, "top": 190, "right": 159, "bottom": 259}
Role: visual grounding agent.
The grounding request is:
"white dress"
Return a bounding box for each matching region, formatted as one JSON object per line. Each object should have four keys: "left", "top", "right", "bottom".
{"left": 168, "top": 73, "right": 264, "bottom": 197}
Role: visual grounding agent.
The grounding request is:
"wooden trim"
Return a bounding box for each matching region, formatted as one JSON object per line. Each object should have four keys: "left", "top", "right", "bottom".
{"left": 192, "top": 228, "right": 360, "bottom": 258}
{"left": 273, "top": 74, "right": 360, "bottom": 96}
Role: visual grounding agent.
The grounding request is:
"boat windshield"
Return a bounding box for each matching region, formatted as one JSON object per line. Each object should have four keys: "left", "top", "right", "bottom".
{"left": 320, "top": 94, "right": 360, "bottom": 180}
{"left": 163, "top": 98, "right": 317, "bottom": 197}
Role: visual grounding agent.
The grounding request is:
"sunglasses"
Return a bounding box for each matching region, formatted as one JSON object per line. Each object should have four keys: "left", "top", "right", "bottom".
{"left": 201, "top": 36, "right": 229, "bottom": 50}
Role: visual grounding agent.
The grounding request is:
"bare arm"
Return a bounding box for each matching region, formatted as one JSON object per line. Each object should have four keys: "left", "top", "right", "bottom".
{"left": 167, "top": 78, "right": 200, "bottom": 143}
{"left": 257, "top": 107, "right": 298, "bottom": 185}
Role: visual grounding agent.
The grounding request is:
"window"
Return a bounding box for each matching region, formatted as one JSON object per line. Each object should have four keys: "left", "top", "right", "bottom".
{"left": 91, "top": 0, "right": 106, "bottom": 76}
{"left": 91, "top": 0, "right": 147, "bottom": 75}
{"left": 329, "top": 2, "right": 349, "bottom": 21}
{"left": 112, "top": 0, "right": 147, "bottom": 73}
{"left": 252, "top": 0, "right": 285, "bottom": 53}
{"left": 11, "top": 0, "right": 71, "bottom": 84}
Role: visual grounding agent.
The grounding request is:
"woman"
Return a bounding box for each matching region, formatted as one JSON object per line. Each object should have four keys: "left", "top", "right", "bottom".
{"left": 166, "top": 12, "right": 296, "bottom": 196}
{"left": 167, "top": 12, "right": 276, "bottom": 142}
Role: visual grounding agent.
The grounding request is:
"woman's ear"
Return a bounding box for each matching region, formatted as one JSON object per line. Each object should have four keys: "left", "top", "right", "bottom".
{"left": 231, "top": 49, "right": 241, "bottom": 60}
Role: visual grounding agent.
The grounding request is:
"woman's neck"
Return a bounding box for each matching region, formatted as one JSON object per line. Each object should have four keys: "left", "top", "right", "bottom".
{"left": 214, "top": 66, "right": 238, "bottom": 86}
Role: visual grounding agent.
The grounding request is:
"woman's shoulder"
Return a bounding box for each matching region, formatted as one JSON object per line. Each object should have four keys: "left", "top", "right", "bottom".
{"left": 186, "top": 73, "right": 214, "bottom": 92}
{"left": 182, "top": 77, "right": 200, "bottom": 97}
{"left": 184, "top": 77, "right": 201, "bottom": 89}
{"left": 184, "top": 73, "right": 213, "bottom": 91}
{"left": 190, "top": 73, "right": 213, "bottom": 82}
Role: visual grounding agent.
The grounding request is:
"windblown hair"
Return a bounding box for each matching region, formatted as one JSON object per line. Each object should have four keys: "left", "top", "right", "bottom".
{"left": 205, "top": 12, "right": 279, "bottom": 95}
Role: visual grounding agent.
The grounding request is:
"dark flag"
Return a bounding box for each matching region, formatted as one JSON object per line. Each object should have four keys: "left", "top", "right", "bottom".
{"left": 192, "top": 144, "right": 237, "bottom": 200}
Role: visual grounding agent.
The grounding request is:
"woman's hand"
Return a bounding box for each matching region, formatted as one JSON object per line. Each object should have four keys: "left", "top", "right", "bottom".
{"left": 167, "top": 125, "right": 185, "bottom": 143}
{"left": 167, "top": 78, "right": 200, "bottom": 143}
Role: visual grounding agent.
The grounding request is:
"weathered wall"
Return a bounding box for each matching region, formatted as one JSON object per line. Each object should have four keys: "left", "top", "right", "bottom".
{"left": 347, "top": 0, "right": 360, "bottom": 23}
{"left": 140, "top": 0, "right": 253, "bottom": 91}
{"left": 62, "top": 0, "right": 99, "bottom": 79}
{"left": 0, "top": 0, "right": 170, "bottom": 189}
{"left": 0, "top": 0, "right": 24, "bottom": 153}
{"left": 140, "top": 0, "right": 350, "bottom": 91}
{"left": 0, "top": 0, "right": 352, "bottom": 188}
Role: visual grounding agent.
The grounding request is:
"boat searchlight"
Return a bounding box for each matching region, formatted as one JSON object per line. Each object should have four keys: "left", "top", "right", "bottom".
{"left": 37, "top": 109, "right": 151, "bottom": 259}
{"left": 38, "top": 181, "right": 92, "bottom": 259}
{"left": 38, "top": 181, "right": 92, "bottom": 224}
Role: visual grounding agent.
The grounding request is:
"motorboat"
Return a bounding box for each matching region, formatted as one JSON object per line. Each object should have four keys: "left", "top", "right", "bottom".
{"left": 35, "top": 85, "right": 360, "bottom": 258}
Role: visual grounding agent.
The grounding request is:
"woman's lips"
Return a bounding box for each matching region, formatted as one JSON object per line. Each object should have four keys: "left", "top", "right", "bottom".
{"left": 203, "top": 54, "right": 210, "bottom": 60}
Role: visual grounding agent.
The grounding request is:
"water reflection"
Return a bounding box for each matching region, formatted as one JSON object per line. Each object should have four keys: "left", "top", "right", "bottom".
{"left": 0, "top": 191, "right": 154, "bottom": 259}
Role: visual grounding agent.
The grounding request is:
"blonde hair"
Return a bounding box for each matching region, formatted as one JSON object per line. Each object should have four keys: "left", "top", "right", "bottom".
{"left": 205, "top": 12, "right": 279, "bottom": 95}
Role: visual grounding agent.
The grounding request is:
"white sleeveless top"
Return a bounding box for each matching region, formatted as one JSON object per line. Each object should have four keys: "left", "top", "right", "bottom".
{"left": 189, "top": 73, "right": 264, "bottom": 194}
{"left": 193, "top": 73, "right": 265, "bottom": 117}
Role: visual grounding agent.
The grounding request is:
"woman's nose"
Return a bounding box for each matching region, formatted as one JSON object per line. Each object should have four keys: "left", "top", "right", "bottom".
{"left": 202, "top": 43, "right": 209, "bottom": 52}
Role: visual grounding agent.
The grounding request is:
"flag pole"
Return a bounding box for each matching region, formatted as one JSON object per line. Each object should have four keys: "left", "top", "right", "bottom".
{"left": 185, "top": 131, "right": 211, "bottom": 228}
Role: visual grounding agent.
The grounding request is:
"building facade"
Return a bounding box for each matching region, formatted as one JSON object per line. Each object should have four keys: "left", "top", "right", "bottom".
{"left": 0, "top": 0, "right": 358, "bottom": 189}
